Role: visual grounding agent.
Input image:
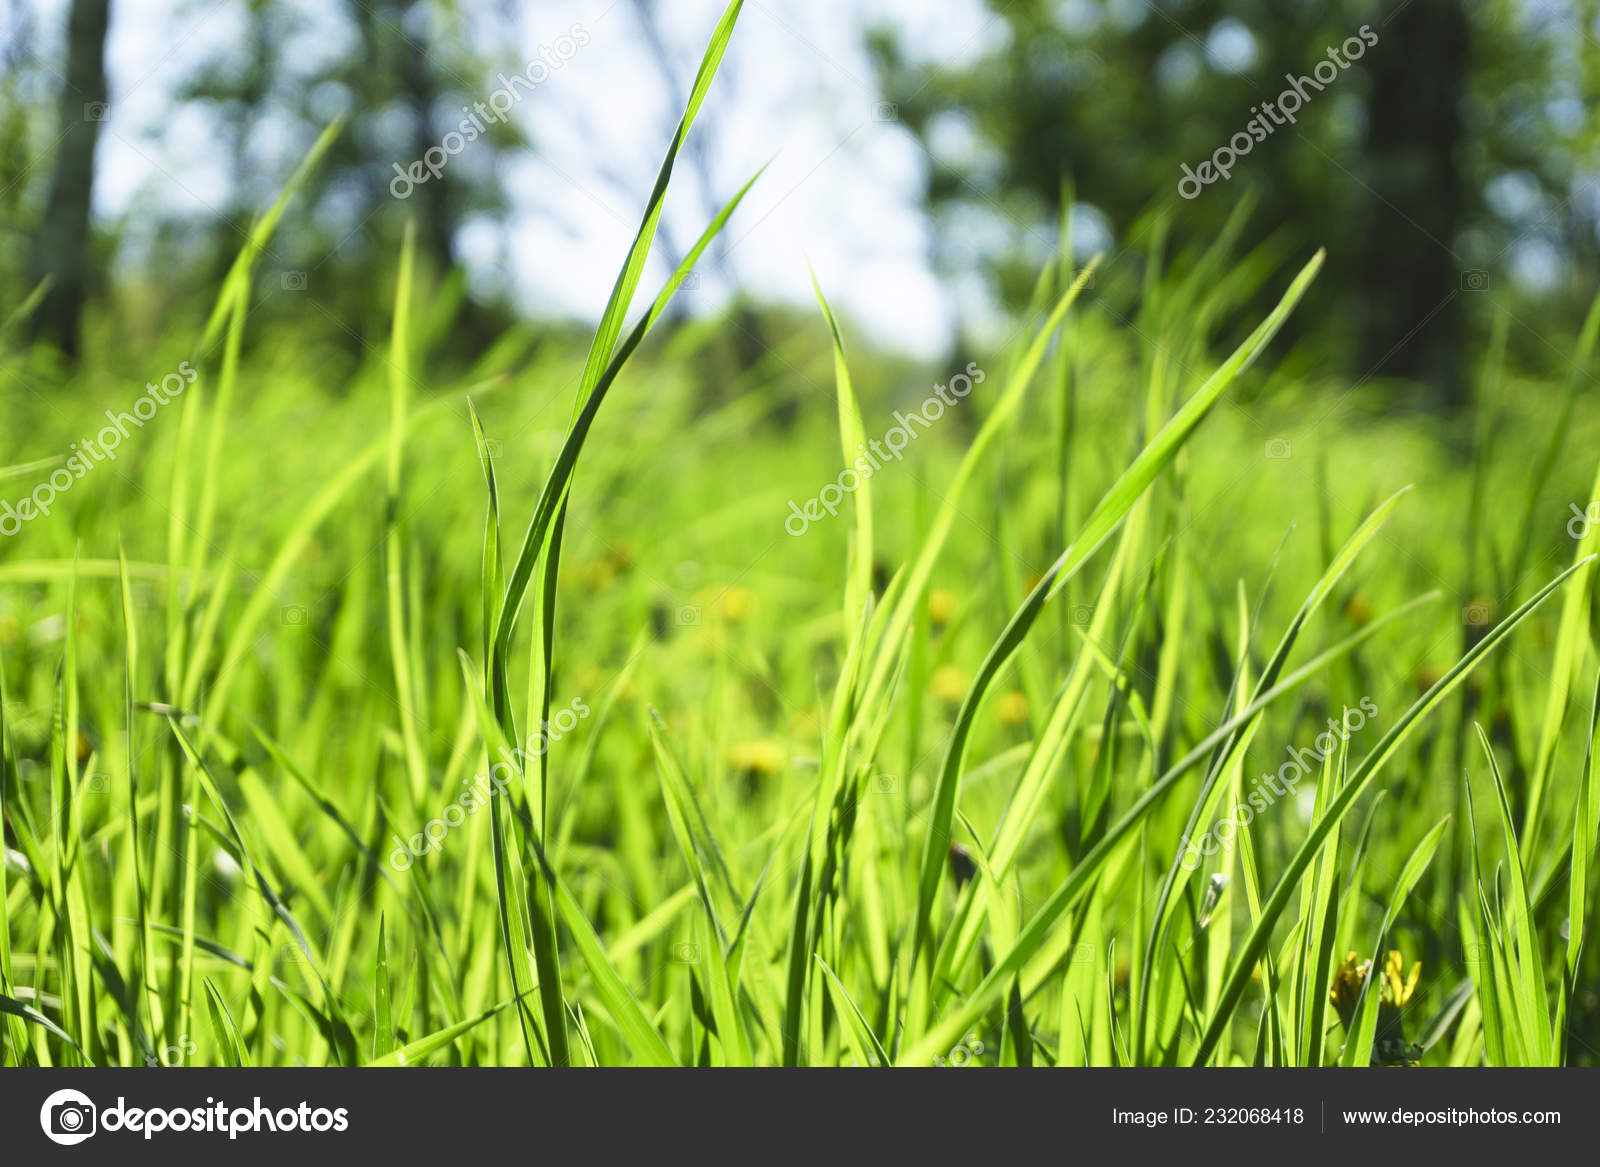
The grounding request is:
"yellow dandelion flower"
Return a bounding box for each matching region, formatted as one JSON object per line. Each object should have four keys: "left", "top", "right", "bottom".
{"left": 1379, "top": 949, "right": 1420, "bottom": 1009}
{"left": 698, "top": 585, "right": 756, "bottom": 624}
{"left": 995, "top": 690, "right": 1029, "bottom": 727}
{"left": 1330, "top": 949, "right": 1424, "bottom": 1064}
{"left": 728, "top": 740, "right": 784, "bottom": 777}
{"left": 931, "top": 665, "right": 969, "bottom": 703}
{"left": 928, "top": 587, "right": 957, "bottom": 628}
{"left": 1330, "top": 950, "right": 1369, "bottom": 1020}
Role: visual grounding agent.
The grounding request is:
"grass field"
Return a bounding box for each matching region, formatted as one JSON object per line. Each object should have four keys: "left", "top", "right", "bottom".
{"left": 4, "top": 1, "right": 1600, "bottom": 1068}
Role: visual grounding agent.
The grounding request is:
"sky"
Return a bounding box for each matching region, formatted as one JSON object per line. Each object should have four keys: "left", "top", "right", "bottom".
{"left": 22, "top": 0, "right": 1584, "bottom": 357}
{"left": 25, "top": 0, "right": 1028, "bottom": 357}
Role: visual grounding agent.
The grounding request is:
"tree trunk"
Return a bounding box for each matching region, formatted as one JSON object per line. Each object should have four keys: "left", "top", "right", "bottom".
{"left": 390, "top": 0, "right": 455, "bottom": 274}
{"left": 1358, "top": 0, "right": 1469, "bottom": 408}
{"left": 32, "top": 0, "right": 111, "bottom": 359}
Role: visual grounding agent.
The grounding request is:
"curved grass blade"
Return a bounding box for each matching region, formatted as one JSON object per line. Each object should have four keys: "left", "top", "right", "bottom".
{"left": 203, "top": 979, "right": 249, "bottom": 1067}
{"left": 1187, "top": 557, "right": 1590, "bottom": 1065}
{"left": 893, "top": 591, "right": 1439, "bottom": 1066}
{"left": 1567, "top": 668, "right": 1600, "bottom": 982}
{"left": 370, "top": 992, "right": 530, "bottom": 1068}
{"left": 811, "top": 272, "right": 873, "bottom": 624}
{"left": 529, "top": 840, "right": 678, "bottom": 1066}
{"left": 908, "top": 250, "right": 1325, "bottom": 1007}
{"left": 815, "top": 955, "right": 888, "bottom": 1067}
{"left": 1137, "top": 486, "right": 1409, "bottom": 1057}
{"left": 0, "top": 995, "right": 90, "bottom": 1062}
{"left": 1337, "top": 816, "right": 1448, "bottom": 1067}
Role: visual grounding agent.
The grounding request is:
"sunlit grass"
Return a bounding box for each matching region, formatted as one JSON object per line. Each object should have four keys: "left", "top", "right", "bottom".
{"left": 2, "top": 1, "right": 1599, "bottom": 1068}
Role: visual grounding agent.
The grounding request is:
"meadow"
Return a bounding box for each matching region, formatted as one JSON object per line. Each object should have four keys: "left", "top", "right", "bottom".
{"left": 3, "top": 1, "right": 1600, "bottom": 1069}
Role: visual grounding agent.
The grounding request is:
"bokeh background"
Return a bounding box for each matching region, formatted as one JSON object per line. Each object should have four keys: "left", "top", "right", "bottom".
{"left": 6, "top": 0, "right": 1600, "bottom": 390}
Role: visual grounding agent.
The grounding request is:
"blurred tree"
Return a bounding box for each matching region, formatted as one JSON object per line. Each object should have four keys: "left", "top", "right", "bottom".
{"left": 1358, "top": 0, "right": 1468, "bottom": 407}
{"left": 869, "top": 0, "right": 1599, "bottom": 409}
{"left": 169, "top": 0, "right": 527, "bottom": 355}
{"left": 365, "top": 0, "right": 458, "bottom": 274}
{"left": 174, "top": 0, "right": 276, "bottom": 290}
{"left": 0, "top": 1, "right": 41, "bottom": 308}
{"left": 31, "top": 0, "right": 110, "bottom": 358}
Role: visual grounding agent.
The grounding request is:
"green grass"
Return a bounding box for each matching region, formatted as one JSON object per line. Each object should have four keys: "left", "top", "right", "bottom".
{"left": 3, "top": 3, "right": 1600, "bottom": 1067}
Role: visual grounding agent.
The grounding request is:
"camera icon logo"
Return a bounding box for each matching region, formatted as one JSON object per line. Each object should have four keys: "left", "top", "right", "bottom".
{"left": 1264, "top": 437, "right": 1292, "bottom": 460}
{"left": 281, "top": 605, "right": 308, "bottom": 626}
{"left": 83, "top": 102, "right": 109, "bottom": 121}
{"left": 1460, "top": 269, "right": 1491, "bottom": 291}
{"left": 40, "top": 1088, "right": 97, "bottom": 1145}
{"left": 282, "top": 271, "right": 308, "bottom": 292}
{"left": 674, "top": 605, "right": 701, "bottom": 627}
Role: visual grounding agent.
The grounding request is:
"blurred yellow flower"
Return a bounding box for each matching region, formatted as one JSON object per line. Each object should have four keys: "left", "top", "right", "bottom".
{"left": 931, "top": 665, "right": 969, "bottom": 703}
{"left": 695, "top": 585, "right": 758, "bottom": 624}
{"left": 721, "top": 587, "right": 757, "bottom": 623}
{"left": 928, "top": 587, "right": 957, "bottom": 628}
{"left": 728, "top": 739, "right": 784, "bottom": 776}
{"left": 995, "top": 690, "right": 1029, "bottom": 726}
{"left": 577, "top": 560, "right": 615, "bottom": 592}
{"left": 603, "top": 540, "right": 634, "bottom": 574}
